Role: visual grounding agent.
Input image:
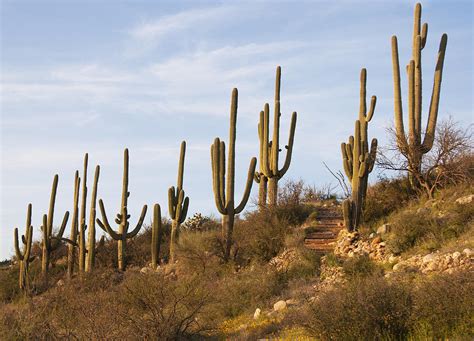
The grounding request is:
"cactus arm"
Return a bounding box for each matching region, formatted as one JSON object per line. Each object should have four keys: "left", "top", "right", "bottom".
{"left": 47, "top": 174, "right": 59, "bottom": 237}
{"left": 421, "top": 23, "right": 428, "bottom": 48}
{"left": 125, "top": 204, "right": 147, "bottom": 238}
{"left": 219, "top": 141, "right": 226, "bottom": 205}
{"left": 80, "top": 154, "right": 88, "bottom": 230}
{"left": 368, "top": 138, "right": 378, "bottom": 172}
{"left": 168, "top": 186, "right": 177, "bottom": 219}
{"left": 151, "top": 203, "right": 162, "bottom": 268}
{"left": 24, "top": 224, "right": 33, "bottom": 260}
{"left": 41, "top": 214, "right": 49, "bottom": 250}
{"left": 360, "top": 68, "right": 368, "bottom": 117}
{"left": 14, "top": 228, "right": 22, "bottom": 260}
{"left": 235, "top": 157, "right": 257, "bottom": 214}
{"left": 421, "top": 33, "right": 448, "bottom": 153}
{"left": 391, "top": 36, "right": 407, "bottom": 147}
{"left": 211, "top": 139, "right": 226, "bottom": 214}
{"left": 85, "top": 164, "right": 100, "bottom": 272}
{"left": 262, "top": 103, "right": 272, "bottom": 176}
{"left": 56, "top": 211, "right": 70, "bottom": 241}
{"left": 121, "top": 149, "right": 130, "bottom": 215}
{"left": 279, "top": 111, "right": 297, "bottom": 177}
{"left": 341, "top": 143, "right": 353, "bottom": 180}
{"left": 97, "top": 199, "right": 120, "bottom": 240}
{"left": 407, "top": 60, "right": 415, "bottom": 145}
{"left": 366, "top": 96, "right": 377, "bottom": 123}
{"left": 52, "top": 236, "right": 78, "bottom": 246}
{"left": 412, "top": 3, "right": 422, "bottom": 58}
{"left": 178, "top": 196, "right": 189, "bottom": 224}
{"left": 175, "top": 190, "right": 184, "bottom": 222}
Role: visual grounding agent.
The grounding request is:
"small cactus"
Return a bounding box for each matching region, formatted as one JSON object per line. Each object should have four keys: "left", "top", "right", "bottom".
{"left": 391, "top": 2, "right": 448, "bottom": 188}
{"left": 211, "top": 88, "right": 257, "bottom": 261}
{"left": 151, "top": 204, "right": 162, "bottom": 269}
{"left": 41, "top": 174, "right": 70, "bottom": 276}
{"left": 256, "top": 66, "right": 297, "bottom": 206}
{"left": 13, "top": 204, "right": 34, "bottom": 291}
{"left": 97, "top": 148, "right": 147, "bottom": 271}
{"left": 168, "top": 141, "right": 189, "bottom": 263}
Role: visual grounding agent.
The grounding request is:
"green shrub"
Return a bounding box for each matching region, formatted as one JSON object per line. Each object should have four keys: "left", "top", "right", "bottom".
{"left": 410, "top": 271, "right": 474, "bottom": 339}
{"left": 304, "top": 276, "right": 413, "bottom": 340}
{"left": 342, "top": 254, "right": 383, "bottom": 278}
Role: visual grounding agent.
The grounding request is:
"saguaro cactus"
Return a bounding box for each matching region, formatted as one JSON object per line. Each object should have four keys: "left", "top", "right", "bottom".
{"left": 78, "top": 154, "right": 88, "bottom": 272}
{"left": 14, "top": 204, "right": 34, "bottom": 291}
{"left": 151, "top": 204, "right": 162, "bottom": 269}
{"left": 391, "top": 2, "right": 448, "bottom": 188}
{"left": 256, "top": 66, "right": 297, "bottom": 206}
{"left": 341, "top": 70, "right": 378, "bottom": 231}
{"left": 97, "top": 148, "right": 147, "bottom": 271}
{"left": 168, "top": 141, "right": 189, "bottom": 263}
{"left": 42, "top": 174, "right": 70, "bottom": 275}
{"left": 85, "top": 164, "right": 100, "bottom": 272}
{"left": 211, "top": 88, "right": 257, "bottom": 261}
{"left": 67, "top": 171, "right": 80, "bottom": 278}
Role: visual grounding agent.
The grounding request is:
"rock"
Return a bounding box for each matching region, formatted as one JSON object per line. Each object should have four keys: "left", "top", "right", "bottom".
{"left": 422, "top": 254, "right": 435, "bottom": 264}
{"left": 273, "top": 300, "right": 287, "bottom": 312}
{"left": 253, "top": 308, "right": 261, "bottom": 319}
{"left": 416, "top": 207, "right": 430, "bottom": 214}
{"left": 377, "top": 224, "right": 391, "bottom": 235}
{"left": 462, "top": 248, "right": 473, "bottom": 257}
{"left": 369, "top": 233, "right": 375, "bottom": 238}
{"left": 140, "top": 267, "right": 152, "bottom": 274}
{"left": 452, "top": 251, "right": 461, "bottom": 260}
{"left": 57, "top": 279, "right": 65, "bottom": 287}
{"left": 285, "top": 299, "right": 298, "bottom": 306}
{"left": 389, "top": 255, "right": 398, "bottom": 263}
{"left": 393, "top": 263, "right": 404, "bottom": 271}
{"left": 455, "top": 194, "right": 474, "bottom": 205}
{"left": 371, "top": 236, "right": 382, "bottom": 245}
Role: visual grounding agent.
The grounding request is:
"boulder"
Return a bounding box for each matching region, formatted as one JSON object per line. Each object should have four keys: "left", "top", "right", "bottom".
{"left": 455, "top": 194, "right": 474, "bottom": 205}
{"left": 371, "top": 236, "right": 382, "bottom": 245}
{"left": 462, "top": 248, "right": 473, "bottom": 257}
{"left": 273, "top": 300, "right": 287, "bottom": 312}
{"left": 377, "top": 224, "right": 391, "bottom": 235}
{"left": 253, "top": 308, "right": 261, "bottom": 320}
{"left": 422, "top": 254, "right": 435, "bottom": 264}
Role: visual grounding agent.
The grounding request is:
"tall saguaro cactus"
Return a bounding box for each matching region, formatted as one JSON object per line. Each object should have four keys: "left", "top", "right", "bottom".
{"left": 67, "top": 171, "right": 80, "bottom": 278}
{"left": 211, "top": 88, "right": 257, "bottom": 262}
{"left": 168, "top": 141, "right": 189, "bottom": 263}
{"left": 14, "top": 204, "right": 34, "bottom": 291}
{"left": 391, "top": 2, "right": 448, "bottom": 188}
{"left": 341, "top": 70, "right": 378, "bottom": 231}
{"left": 42, "top": 174, "right": 70, "bottom": 275}
{"left": 78, "top": 154, "right": 88, "bottom": 272}
{"left": 97, "top": 148, "right": 147, "bottom": 271}
{"left": 256, "top": 66, "right": 297, "bottom": 206}
{"left": 151, "top": 204, "right": 162, "bottom": 269}
{"left": 85, "top": 164, "right": 100, "bottom": 272}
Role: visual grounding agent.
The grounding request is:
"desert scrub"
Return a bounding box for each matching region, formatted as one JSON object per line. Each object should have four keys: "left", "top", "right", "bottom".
{"left": 342, "top": 254, "right": 383, "bottom": 278}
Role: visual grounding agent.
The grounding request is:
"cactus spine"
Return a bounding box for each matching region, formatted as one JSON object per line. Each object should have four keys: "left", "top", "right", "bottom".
{"left": 151, "top": 204, "right": 162, "bottom": 269}
{"left": 391, "top": 2, "right": 448, "bottom": 188}
{"left": 168, "top": 141, "right": 189, "bottom": 263}
{"left": 211, "top": 88, "right": 257, "bottom": 261}
{"left": 42, "top": 174, "right": 70, "bottom": 275}
{"left": 85, "top": 164, "right": 100, "bottom": 272}
{"left": 67, "top": 171, "right": 80, "bottom": 278}
{"left": 97, "top": 148, "right": 147, "bottom": 271}
{"left": 13, "top": 204, "right": 34, "bottom": 291}
{"left": 257, "top": 66, "right": 297, "bottom": 206}
{"left": 341, "top": 69, "right": 378, "bottom": 231}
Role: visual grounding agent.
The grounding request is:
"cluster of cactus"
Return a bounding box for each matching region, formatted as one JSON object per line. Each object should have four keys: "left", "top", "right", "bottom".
{"left": 13, "top": 204, "right": 34, "bottom": 291}
{"left": 211, "top": 88, "right": 257, "bottom": 261}
{"left": 255, "top": 66, "right": 297, "bottom": 207}
{"left": 391, "top": 3, "right": 448, "bottom": 189}
{"left": 341, "top": 69, "right": 378, "bottom": 231}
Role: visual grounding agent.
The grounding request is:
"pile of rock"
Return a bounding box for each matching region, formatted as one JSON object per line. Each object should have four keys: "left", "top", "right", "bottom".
{"left": 269, "top": 248, "right": 298, "bottom": 272}
{"left": 333, "top": 229, "right": 389, "bottom": 261}
{"left": 390, "top": 249, "right": 473, "bottom": 275}
{"left": 314, "top": 255, "right": 345, "bottom": 293}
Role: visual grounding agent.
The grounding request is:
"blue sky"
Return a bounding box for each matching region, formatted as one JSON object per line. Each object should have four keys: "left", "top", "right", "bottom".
{"left": 1, "top": 0, "right": 472, "bottom": 259}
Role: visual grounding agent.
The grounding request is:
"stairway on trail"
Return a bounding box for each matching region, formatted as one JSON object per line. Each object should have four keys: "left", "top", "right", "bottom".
{"left": 304, "top": 206, "right": 344, "bottom": 254}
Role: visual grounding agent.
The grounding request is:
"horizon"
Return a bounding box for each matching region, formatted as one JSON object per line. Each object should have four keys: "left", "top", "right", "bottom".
{"left": 1, "top": 0, "right": 473, "bottom": 260}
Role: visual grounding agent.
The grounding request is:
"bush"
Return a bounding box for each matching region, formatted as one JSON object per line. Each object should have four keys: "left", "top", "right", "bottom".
{"left": 363, "top": 176, "right": 414, "bottom": 226}
{"left": 410, "top": 271, "right": 474, "bottom": 339}
{"left": 274, "top": 179, "right": 316, "bottom": 226}
{"left": 303, "top": 276, "right": 413, "bottom": 340}
{"left": 234, "top": 210, "right": 288, "bottom": 263}
{"left": 342, "top": 254, "right": 383, "bottom": 278}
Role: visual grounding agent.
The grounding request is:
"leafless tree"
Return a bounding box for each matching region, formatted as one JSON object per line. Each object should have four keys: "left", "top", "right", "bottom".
{"left": 378, "top": 118, "right": 473, "bottom": 198}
